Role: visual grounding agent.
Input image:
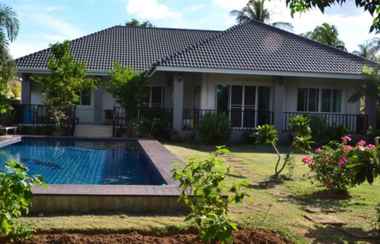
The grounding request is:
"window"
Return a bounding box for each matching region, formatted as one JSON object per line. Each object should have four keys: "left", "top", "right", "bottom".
{"left": 80, "top": 90, "right": 91, "bottom": 106}
{"left": 297, "top": 88, "right": 342, "bottom": 113}
{"left": 216, "top": 85, "right": 271, "bottom": 128}
{"left": 144, "top": 87, "right": 164, "bottom": 108}
{"left": 321, "top": 89, "right": 342, "bottom": 112}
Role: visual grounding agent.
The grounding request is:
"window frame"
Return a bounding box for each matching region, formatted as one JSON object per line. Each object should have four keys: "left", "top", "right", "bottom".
{"left": 216, "top": 84, "right": 271, "bottom": 129}
{"left": 297, "top": 88, "right": 343, "bottom": 113}
{"left": 79, "top": 89, "right": 92, "bottom": 106}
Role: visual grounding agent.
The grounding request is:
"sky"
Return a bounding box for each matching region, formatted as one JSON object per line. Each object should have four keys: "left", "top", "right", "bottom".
{"left": 3, "top": 0, "right": 378, "bottom": 58}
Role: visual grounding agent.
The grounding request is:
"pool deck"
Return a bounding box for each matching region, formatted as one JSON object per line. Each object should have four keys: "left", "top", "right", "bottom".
{"left": 0, "top": 136, "right": 185, "bottom": 214}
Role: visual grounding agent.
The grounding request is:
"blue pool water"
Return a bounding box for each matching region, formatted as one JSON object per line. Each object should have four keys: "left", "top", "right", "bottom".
{"left": 0, "top": 138, "right": 165, "bottom": 185}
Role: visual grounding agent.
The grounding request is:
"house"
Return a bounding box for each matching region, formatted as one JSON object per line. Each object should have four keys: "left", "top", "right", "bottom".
{"left": 15, "top": 20, "right": 374, "bottom": 137}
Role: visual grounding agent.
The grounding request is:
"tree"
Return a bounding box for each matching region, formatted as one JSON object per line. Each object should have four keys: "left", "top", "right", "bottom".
{"left": 125, "top": 18, "right": 154, "bottom": 28}
{"left": 349, "top": 66, "right": 380, "bottom": 128}
{"left": 353, "top": 38, "right": 380, "bottom": 61}
{"left": 0, "top": 4, "right": 18, "bottom": 114}
{"left": 231, "top": 0, "right": 293, "bottom": 31}
{"left": 33, "top": 41, "right": 94, "bottom": 128}
{"left": 286, "top": 0, "right": 380, "bottom": 33}
{"left": 303, "top": 23, "right": 346, "bottom": 49}
{"left": 102, "top": 63, "right": 147, "bottom": 121}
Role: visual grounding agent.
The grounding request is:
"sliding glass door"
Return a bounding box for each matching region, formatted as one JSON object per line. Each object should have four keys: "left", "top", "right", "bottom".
{"left": 216, "top": 84, "right": 272, "bottom": 129}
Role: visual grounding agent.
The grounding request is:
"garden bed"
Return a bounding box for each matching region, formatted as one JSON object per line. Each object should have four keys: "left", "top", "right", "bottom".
{"left": 11, "top": 230, "right": 290, "bottom": 244}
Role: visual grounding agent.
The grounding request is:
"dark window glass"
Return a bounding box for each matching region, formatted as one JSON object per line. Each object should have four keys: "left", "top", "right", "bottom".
{"left": 217, "top": 85, "right": 230, "bottom": 114}
{"left": 332, "top": 89, "right": 342, "bottom": 112}
{"left": 80, "top": 90, "right": 91, "bottom": 106}
{"left": 321, "top": 89, "right": 332, "bottom": 112}
{"left": 308, "top": 88, "right": 319, "bottom": 112}
{"left": 243, "top": 86, "right": 256, "bottom": 128}
{"left": 258, "top": 87, "right": 271, "bottom": 125}
{"left": 151, "top": 87, "right": 162, "bottom": 107}
{"left": 321, "top": 89, "right": 342, "bottom": 112}
{"left": 297, "top": 88, "right": 308, "bottom": 112}
{"left": 231, "top": 86, "right": 243, "bottom": 106}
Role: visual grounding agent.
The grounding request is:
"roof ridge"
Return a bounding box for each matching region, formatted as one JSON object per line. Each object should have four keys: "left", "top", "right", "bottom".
{"left": 15, "top": 25, "right": 119, "bottom": 63}
{"left": 116, "top": 25, "right": 222, "bottom": 33}
{"left": 249, "top": 19, "right": 377, "bottom": 66}
{"left": 151, "top": 22, "right": 246, "bottom": 70}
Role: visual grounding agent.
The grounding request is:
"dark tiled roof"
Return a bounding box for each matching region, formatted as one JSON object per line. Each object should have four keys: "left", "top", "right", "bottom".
{"left": 16, "top": 21, "right": 374, "bottom": 76}
{"left": 156, "top": 21, "right": 374, "bottom": 75}
{"left": 15, "top": 26, "right": 221, "bottom": 73}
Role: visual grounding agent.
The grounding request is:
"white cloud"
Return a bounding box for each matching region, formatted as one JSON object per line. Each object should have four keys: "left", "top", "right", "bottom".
{"left": 126, "top": 0, "right": 181, "bottom": 20}
{"left": 212, "top": 0, "right": 246, "bottom": 10}
{"left": 9, "top": 4, "right": 84, "bottom": 58}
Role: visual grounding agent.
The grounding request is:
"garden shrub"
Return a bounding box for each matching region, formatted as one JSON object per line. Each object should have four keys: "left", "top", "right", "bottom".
{"left": 303, "top": 135, "right": 380, "bottom": 192}
{"left": 173, "top": 146, "right": 248, "bottom": 243}
{"left": 254, "top": 115, "right": 312, "bottom": 178}
{"left": 308, "top": 116, "right": 349, "bottom": 145}
{"left": 0, "top": 160, "right": 43, "bottom": 239}
{"left": 198, "top": 112, "right": 231, "bottom": 145}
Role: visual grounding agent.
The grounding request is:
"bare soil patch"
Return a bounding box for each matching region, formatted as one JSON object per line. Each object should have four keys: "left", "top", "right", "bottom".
{"left": 9, "top": 230, "right": 290, "bottom": 244}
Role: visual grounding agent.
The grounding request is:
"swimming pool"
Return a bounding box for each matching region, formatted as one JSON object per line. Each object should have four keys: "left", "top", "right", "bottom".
{"left": 0, "top": 138, "right": 165, "bottom": 185}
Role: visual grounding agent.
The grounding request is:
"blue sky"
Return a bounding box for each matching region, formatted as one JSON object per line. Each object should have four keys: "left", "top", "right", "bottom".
{"left": 4, "top": 0, "right": 378, "bottom": 58}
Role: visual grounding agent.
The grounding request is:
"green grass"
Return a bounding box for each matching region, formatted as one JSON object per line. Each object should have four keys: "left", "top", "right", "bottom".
{"left": 21, "top": 143, "right": 380, "bottom": 243}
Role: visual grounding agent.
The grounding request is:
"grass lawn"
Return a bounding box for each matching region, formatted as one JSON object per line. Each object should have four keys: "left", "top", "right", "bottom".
{"left": 21, "top": 143, "right": 380, "bottom": 243}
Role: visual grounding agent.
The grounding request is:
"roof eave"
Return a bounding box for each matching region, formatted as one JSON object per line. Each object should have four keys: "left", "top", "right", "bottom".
{"left": 155, "top": 66, "right": 366, "bottom": 80}
{"left": 17, "top": 68, "right": 111, "bottom": 77}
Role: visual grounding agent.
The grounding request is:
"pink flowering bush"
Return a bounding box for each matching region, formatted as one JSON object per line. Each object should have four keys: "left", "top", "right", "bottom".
{"left": 304, "top": 135, "right": 379, "bottom": 192}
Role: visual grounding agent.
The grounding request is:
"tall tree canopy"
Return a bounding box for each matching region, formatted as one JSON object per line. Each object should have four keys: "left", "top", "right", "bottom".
{"left": 231, "top": 0, "right": 293, "bottom": 31}
{"left": 286, "top": 0, "right": 380, "bottom": 33}
{"left": 304, "top": 23, "right": 345, "bottom": 49}
{"left": 125, "top": 18, "right": 154, "bottom": 28}
{"left": 353, "top": 38, "right": 380, "bottom": 61}
{"left": 0, "top": 4, "right": 18, "bottom": 114}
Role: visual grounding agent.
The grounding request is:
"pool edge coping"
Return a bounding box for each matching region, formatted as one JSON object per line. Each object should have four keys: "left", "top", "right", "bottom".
{"left": 0, "top": 136, "right": 181, "bottom": 197}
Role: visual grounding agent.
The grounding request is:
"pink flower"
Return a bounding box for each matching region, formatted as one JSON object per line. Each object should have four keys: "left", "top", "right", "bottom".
{"left": 341, "top": 135, "right": 352, "bottom": 144}
{"left": 367, "top": 144, "right": 376, "bottom": 150}
{"left": 342, "top": 145, "right": 353, "bottom": 153}
{"left": 302, "top": 156, "right": 314, "bottom": 166}
{"left": 338, "top": 156, "right": 348, "bottom": 168}
{"left": 357, "top": 140, "right": 367, "bottom": 147}
{"left": 315, "top": 147, "right": 322, "bottom": 153}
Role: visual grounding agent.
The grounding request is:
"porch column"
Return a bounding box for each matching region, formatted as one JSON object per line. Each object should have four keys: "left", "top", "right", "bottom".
{"left": 273, "top": 78, "right": 285, "bottom": 131}
{"left": 172, "top": 73, "right": 184, "bottom": 131}
{"left": 21, "top": 75, "right": 31, "bottom": 104}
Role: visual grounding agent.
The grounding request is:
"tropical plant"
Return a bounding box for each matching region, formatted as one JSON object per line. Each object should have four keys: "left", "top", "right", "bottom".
{"left": 0, "top": 160, "right": 43, "bottom": 239}
{"left": 231, "top": 0, "right": 293, "bottom": 31}
{"left": 198, "top": 112, "right": 231, "bottom": 145}
{"left": 0, "top": 4, "right": 19, "bottom": 115}
{"left": 33, "top": 41, "right": 94, "bottom": 128}
{"left": 254, "top": 115, "right": 313, "bottom": 178}
{"left": 304, "top": 135, "right": 379, "bottom": 192}
{"left": 103, "top": 63, "right": 147, "bottom": 122}
{"left": 349, "top": 66, "right": 380, "bottom": 127}
{"left": 172, "top": 146, "right": 248, "bottom": 244}
{"left": 125, "top": 18, "right": 154, "bottom": 28}
{"left": 286, "top": 0, "right": 380, "bottom": 33}
{"left": 303, "top": 23, "right": 346, "bottom": 49}
{"left": 353, "top": 38, "right": 380, "bottom": 61}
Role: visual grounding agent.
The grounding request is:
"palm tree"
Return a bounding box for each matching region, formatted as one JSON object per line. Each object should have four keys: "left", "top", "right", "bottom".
{"left": 304, "top": 23, "right": 345, "bottom": 50}
{"left": 230, "top": 0, "right": 293, "bottom": 31}
{"left": 0, "top": 4, "right": 18, "bottom": 113}
{"left": 0, "top": 4, "right": 19, "bottom": 43}
{"left": 125, "top": 18, "right": 154, "bottom": 28}
{"left": 353, "top": 38, "right": 380, "bottom": 62}
{"left": 230, "top": 0, "right": 269, "bottom": 23}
